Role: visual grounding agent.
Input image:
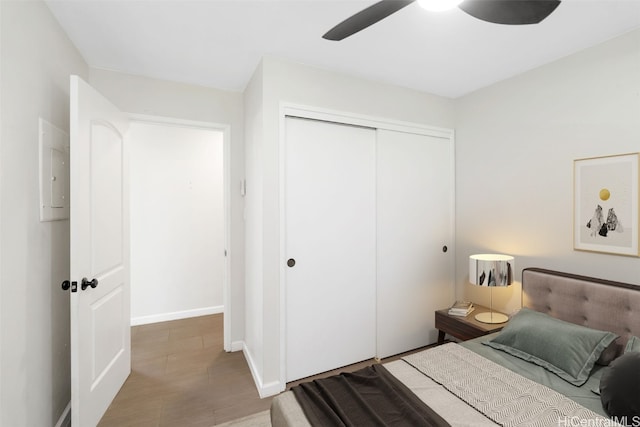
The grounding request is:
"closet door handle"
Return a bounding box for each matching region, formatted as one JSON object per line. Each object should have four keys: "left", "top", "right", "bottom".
{"left": 287, "top": 259, "right": 296, "bottom": 268}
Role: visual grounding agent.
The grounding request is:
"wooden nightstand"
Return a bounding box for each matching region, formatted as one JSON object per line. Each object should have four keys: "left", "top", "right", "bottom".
{"left": 435, "top": 304, "right": 508, "bottom": 344}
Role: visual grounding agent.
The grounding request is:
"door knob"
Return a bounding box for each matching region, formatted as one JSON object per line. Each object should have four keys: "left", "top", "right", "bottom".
{"left": 287, "top": 258, "right": 296, "bottom": 267}
{"left": 81, "top": 277, "right": 98, "bottom": 291}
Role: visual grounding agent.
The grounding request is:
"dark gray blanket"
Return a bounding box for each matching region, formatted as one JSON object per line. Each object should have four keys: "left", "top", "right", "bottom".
{"left": 291, "top": 364, "right": 451, "bottom": 427}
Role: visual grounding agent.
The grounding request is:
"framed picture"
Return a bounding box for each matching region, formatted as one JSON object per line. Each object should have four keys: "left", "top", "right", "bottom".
{"left": 574, "top": 153, "right": 639, "bottom": 256}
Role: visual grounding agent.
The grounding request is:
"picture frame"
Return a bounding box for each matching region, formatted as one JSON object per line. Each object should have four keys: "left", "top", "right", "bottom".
{"left": 574, "top": 152, "right": 639, "bottom": 256}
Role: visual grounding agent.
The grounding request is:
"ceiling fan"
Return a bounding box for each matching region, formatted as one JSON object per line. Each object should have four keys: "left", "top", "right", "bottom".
{"left": 323, "top": 0, "right": 562, "bottom": 41}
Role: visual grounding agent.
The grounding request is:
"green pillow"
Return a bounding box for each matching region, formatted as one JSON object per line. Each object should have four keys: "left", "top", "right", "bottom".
{"left": 625, "top": 335, "right": 640, "bottom": 353}
{"left": 484, "top": 308, "right": 618, "bottom": 386}
{"left": 591, "top": 335, "right": 640, "bottom": 394}
{"left": 600, "top": 352, "right": 640, "bottom": 419}
{"left": 594, "top": 335, "right": 640, "bottom": 396}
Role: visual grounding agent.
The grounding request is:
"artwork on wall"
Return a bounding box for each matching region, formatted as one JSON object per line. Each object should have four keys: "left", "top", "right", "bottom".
{"left": 574, "top": 153, "right": 639, "bottom": 257}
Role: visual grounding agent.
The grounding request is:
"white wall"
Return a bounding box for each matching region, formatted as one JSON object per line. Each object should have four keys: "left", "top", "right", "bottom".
{"left": 243, "top": 57, "right": 455, "bottom": 394}
{"left": 455, "top": 28, "right": 640, "bottom": 314}
{"left": 88, "top": 69, "right": 246, "bottom": 345}
{"left": 129, "top": 122, "right": 225, "bottom": 324}
{"left": 0, "top": 1, "right": 88, "bottom": 425}
{"left": 243, "top": 61, "right": 265, "bottom": 381}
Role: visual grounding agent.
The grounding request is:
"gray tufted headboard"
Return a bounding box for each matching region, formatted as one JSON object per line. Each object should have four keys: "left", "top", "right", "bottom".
{"left": 522, "top": 268, "right": 640, "bottom": 358}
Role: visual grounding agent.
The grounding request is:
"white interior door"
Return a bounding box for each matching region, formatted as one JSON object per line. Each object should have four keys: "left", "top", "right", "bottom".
{"left": 376, "top": 129, "right": 454, "bottom": 358}
{"left": 285, "top": 116, "right": 376, "bottom": 382}
{"left": 70, "top": 75, "right": 130, "bottom": 426}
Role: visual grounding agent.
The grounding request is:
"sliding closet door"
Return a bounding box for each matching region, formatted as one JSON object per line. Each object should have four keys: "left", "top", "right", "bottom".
{"left": 285, "top": 117, "right": 376, "bottom": 382}
{"left": 376, "top": 129, "right": 454, "bottom": 359}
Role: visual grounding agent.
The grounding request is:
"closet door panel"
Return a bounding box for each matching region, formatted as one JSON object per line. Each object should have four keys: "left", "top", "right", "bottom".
{"left": 376, "top": 130, "right": 454, "bottom": 359}
{"left": 285, "top": 117, "right": 376, "bottom": 382}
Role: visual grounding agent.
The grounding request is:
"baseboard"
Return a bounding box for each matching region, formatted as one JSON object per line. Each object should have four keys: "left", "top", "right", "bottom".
{"left": 131, "top": 305, "right": 223, "bottom": 326}
{"left": 259, "top": 380, "right": 282, "bottom": 398}
{"left": 55, "top": 402, "right": 71, "bottom": 427}
{"left": 242, "top": 342, "right": 284, "bottom": 398}
{"left": 230, "top": 340, "right": 244, "bottom": 352}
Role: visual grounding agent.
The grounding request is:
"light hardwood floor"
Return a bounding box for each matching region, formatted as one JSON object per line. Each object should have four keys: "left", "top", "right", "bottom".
{"left": 100, "top": 313, "right": 434, "bottom": 426}
{"left": 99, "top": 314, "right": 272, "bottom": 426}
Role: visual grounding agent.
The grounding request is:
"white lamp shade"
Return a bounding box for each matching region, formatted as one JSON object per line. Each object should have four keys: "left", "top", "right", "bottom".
{"left": 469, "top": 254, "right": 514, "bottom": 287}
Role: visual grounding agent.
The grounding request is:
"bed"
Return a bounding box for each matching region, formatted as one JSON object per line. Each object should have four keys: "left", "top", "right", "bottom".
{"left": 270, "top": 268, "right": 640, "bottom": 426}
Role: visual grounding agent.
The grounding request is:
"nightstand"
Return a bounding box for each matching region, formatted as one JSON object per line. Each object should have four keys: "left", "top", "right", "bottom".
{"left": 435, "top": 304, "right": 508, "bottom": 344}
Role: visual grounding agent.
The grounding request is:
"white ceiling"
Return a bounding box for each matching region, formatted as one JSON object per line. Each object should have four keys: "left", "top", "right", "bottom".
{"left": 45, "top": 0, "right": 640, "bottom": 98}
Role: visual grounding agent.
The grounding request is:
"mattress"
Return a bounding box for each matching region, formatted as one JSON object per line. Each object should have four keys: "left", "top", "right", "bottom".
{"left": 271, "top": 334, "right": 608, "bottom": 426}
{"left": 462, "top": 333, "right": 606, "bottom": 417}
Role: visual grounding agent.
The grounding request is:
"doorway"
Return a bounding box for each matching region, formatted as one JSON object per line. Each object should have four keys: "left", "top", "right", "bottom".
{"left": 127, "top": 119, "right": 230, "bottom": 333}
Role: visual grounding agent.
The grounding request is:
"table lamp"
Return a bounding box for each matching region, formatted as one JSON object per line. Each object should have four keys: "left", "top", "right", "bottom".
{"left": 469, "top": 254, "right": 514, "bottom": 324}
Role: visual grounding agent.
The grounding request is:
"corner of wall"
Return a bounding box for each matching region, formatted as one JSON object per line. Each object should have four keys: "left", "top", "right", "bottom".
{"left": 242, "top": 341, "right": 282, "bottom": 398}
{"left": 54, "top": 403, "right": 71, "bottom": 427}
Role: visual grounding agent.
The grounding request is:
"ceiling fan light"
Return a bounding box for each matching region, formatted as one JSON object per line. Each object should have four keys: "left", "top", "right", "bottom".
{"left": 417, "top": 0, "right": 463, "bottom": 12}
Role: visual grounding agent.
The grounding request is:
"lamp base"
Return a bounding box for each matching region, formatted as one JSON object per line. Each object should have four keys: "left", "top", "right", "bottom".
{"left": 475, "top": 311, "right": 508, "bottom": 324}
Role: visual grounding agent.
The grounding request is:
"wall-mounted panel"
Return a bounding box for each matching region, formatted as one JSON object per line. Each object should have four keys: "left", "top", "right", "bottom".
{"left": 39, "top": 118, "right": 70, "bottom": 221}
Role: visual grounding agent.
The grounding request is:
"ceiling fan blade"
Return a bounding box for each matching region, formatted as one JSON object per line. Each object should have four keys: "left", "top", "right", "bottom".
{"left": 323, "top": 0, "right": 415, "bottom": 41}
{"left": 459, "top": 0, "right": 561, "bottom": 25}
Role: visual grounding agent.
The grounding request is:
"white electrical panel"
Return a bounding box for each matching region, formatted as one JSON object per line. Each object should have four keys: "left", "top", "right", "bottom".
{"left": 39, "top": 118, "right": 70, "bottom": 221}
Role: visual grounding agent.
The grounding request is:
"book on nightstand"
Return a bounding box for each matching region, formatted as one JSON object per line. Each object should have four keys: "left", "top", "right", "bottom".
{"left": 448, "top": 301, "right": 475, "bottom": 317}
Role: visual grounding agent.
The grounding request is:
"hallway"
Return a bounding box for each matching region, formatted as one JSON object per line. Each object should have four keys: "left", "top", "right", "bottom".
{"left": 98, "top": 314, "right": 272, "bottom": 426}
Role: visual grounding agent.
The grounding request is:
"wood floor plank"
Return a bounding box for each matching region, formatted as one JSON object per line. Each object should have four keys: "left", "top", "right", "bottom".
{"left": 100, "top": 313, "right": 433, "bottom": 426}
{"left": 99, "top": 314, "right": 273, "bottom": 426}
